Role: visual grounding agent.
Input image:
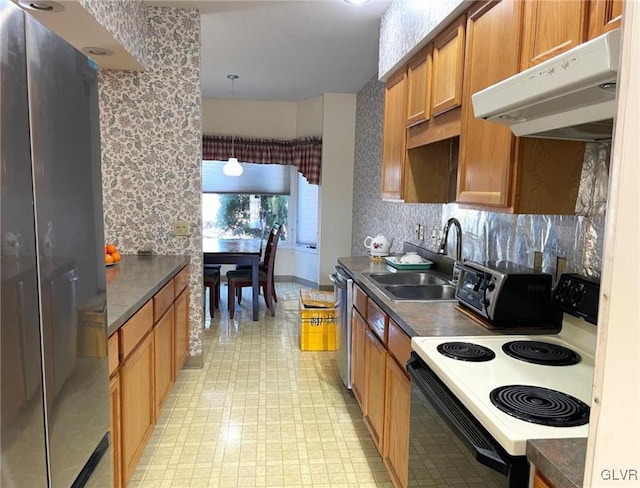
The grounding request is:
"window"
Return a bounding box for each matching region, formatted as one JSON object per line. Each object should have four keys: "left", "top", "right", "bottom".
{"left": 296, "top": 171, "right": 318, "bottom": 247}
{"left": 202, "top": 161, "right": 318, "bottom": 248}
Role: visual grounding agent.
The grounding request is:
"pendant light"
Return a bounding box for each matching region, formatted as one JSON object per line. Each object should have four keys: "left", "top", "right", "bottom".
{"left": 223, "top": 74, "right": 243, "bottom": 177}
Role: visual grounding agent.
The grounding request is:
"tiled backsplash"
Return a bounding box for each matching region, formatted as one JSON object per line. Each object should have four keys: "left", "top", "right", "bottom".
{"left": 352, "top": 76, "right": 608, "bottom": 278}
{"left": 98, "top": 7, "right": 204, "bottom": 360}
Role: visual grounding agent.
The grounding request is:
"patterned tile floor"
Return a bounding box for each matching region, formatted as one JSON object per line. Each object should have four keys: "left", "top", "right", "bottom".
{"left": 128, "top": 282, "right": 392, "bottom": 487}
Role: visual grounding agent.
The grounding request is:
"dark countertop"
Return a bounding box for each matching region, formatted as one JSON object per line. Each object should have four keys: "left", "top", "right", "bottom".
{"left": 106, "top": 255, "right": 190, "bottom": 337}
{"left": 338, "top": 255, "right": 509, "bottom": 338}
{"left": 338, "top": 253, "right": 586, "bottom": 487}
{"left": 527, "top": 438, "right": 587, "bottom": 488}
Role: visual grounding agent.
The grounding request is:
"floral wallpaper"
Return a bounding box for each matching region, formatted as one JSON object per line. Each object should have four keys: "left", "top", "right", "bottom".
{"left": 352, "top": 76, "right": 442, "bottom": 257}
{"left": 81, "top": 0, "right": 148, "bottom": 68}
{"left": 98, "top": 7, "right": 204, "bottom": 359}
{"left": 378, "top": 0, "right": 465, "bottom": 79}
{"left": 352, "top": 76, "right": 608, "bottom": 278}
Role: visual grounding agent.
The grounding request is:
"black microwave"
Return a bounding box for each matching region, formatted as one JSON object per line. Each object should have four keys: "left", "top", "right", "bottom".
{"left": 455, "top": 260, "right": 559, "bottom": 327}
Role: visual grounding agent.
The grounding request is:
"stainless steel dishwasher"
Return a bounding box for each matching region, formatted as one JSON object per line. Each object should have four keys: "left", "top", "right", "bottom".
{"left": 330, "top": 265, "right": 353, "bottom": 389}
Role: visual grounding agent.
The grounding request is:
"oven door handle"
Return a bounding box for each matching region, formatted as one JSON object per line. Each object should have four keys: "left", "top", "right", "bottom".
{"left": 407, "top": 355, "right": 510, "bottom": 475}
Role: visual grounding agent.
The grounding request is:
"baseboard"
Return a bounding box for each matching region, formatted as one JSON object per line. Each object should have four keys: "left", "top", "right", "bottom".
{"left": 183, "top": 354, "right": 204, "bottom": 369}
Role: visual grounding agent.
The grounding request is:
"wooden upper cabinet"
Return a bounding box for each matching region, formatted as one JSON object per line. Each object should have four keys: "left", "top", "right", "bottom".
{"left": 381, "top": 69, "right": 408, "bottom": 200}
{"left": 431, "top": 15, "right": 466, "bottom": 116}
{"left": 521, "top": 0, "right": 588, "bottom": 68}
{"left": 588, "top": 0, "right": 623, "bottom": 39}
{"left": 458, "top": 0, "right": 524, "bottom": 208}
{"left": 459, "top": 1, "right": 587, "bottom": 213}
{"left": 406, "top": 45, "right": 432, "bottom": 127}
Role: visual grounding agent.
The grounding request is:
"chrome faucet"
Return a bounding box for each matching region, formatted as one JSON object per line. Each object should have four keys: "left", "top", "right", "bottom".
{"left": 438, "top": 218, "right": 463, "bottom": 281}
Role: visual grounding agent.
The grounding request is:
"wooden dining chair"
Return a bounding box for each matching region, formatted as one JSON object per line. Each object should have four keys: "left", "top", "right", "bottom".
{"left": 235, "top": 223, "right": 281, "bottom": 303}
{"left": 226, "top": 224, "right": 283, "bottom": 319}
{"left": 203, "top": 266, "right": 220, "bottom": 318}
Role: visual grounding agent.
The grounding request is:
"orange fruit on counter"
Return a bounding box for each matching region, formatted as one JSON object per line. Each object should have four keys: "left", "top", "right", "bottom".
{"left": 106, "top": 243, "right": 117, "bottom": 255}
{"left": 105, "top": 253, "right": 114, "bottom": 264}
{"left": 111, "top": 252, "right": 121, "bottom": 262}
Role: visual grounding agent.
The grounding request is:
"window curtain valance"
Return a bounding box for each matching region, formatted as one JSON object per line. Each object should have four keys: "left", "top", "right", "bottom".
{"left": 202, "top": 135, "right": 322, "bottom": 185}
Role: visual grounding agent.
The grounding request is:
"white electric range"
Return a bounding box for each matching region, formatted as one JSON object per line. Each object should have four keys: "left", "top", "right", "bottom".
{"left": 411, "top": 315, "right": 596, "bottom": 457}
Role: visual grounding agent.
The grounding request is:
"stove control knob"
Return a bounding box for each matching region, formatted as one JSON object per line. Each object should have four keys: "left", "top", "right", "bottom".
{"left": 487, "top": 282, "right": 496, "bottom": 292}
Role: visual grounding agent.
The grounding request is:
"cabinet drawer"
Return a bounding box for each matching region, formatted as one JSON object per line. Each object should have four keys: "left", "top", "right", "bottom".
{"left": 388, "top": 319, "right": 411, "bottom": 370}
{"left": 153, "top": 280, "right": 175, "bottom": 324}
{"left": 120, "top": 301, "right": 153, "bottom": 360}
{"left": 173, "top": 265, "right": 190, "bottom": 299}
{"left": 354, "top": 283, "right": 368, "bottom": 317}
{"left": 367, "top": 298, "right": 388, "bottom": 344}
{"left": 108, "top": 333, "right": 119, "bottom": 377}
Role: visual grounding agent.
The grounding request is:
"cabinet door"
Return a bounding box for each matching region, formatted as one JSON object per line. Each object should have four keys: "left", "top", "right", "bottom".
{"left": 521, "top": 0, "right": 588, "bottom": 68}
{"left": 382, "top": 69, "right": 407, "bottom": 200}
{"left": 406, "top": 45, "right": 432, "bottom": 127}
{"left": 588, "top": 0, "right": 623, "bottom": 39}
{"left": 351, "top": 308, "right": 367, "bottom": 410}
{"left": 534, "top": 471, "right": 555, "bottom": 488}
{"left": 110, "top": 373, "right": 122, "bottom": 488}
{"left": 458, "top": 0, "right": 524, "bottom": 207}
{"left": 383, "top": 358, "right": 411, "bottom": 488}
{"left": 174, "top": 288, "right": 189, "bottom": 377}
{"left": 364, "top": 328, "right": 387, "bottom": 454}
{"left": 121, "top": 333, "right": 154, "bottom": 485}
{"left": 431, "top": 15, "right": 465, "bottom": 116}
{"left": 154, "top": 307, "right": 174, "bottom": 420}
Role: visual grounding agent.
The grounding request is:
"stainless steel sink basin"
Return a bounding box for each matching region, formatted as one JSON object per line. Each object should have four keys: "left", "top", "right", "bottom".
{"left": 384, "top": 284, "right": 457, "bottom": 301}
{"left": 363, "top": 271, "right": 457, "bottom": 302}
{"left": 365, "top": 272, "right": 448, "bottom": 286}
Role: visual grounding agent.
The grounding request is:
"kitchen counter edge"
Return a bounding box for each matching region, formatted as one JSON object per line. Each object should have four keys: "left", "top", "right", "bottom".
{"left": 106, "top": 254, "right": 190, "bottom": 337}
{"left": 527, "top": 438, "right": 586, "bottom": 488}
{"left": 338, "top": 255, "right": 504, "bottom": 339}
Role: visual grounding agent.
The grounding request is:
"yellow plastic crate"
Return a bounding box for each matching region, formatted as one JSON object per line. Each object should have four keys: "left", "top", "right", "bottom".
{"left": 300, "top": 290, "right": 339, "bottom": 351}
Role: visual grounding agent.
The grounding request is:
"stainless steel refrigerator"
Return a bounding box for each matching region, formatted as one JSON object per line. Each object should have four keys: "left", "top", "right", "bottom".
{"left": 1, "top": 0, "right": 112, "bottom": 486}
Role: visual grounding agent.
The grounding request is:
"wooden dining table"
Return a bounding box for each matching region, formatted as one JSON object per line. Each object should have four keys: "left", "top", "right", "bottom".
{"left": 203, "top": 238, "right": 262, "bottom": 321}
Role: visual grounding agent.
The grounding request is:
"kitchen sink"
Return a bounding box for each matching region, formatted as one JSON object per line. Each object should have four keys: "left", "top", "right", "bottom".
{"left": 364, "top": 272, "right": 448, "bottom": 286}
{"left": 384, "top": 284, "right": 457, "bottom": 301}
{"left": 363, "top": 271, "right": 457, "bottom": 302}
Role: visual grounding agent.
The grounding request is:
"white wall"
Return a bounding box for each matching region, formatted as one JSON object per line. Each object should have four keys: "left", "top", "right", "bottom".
{"left": 584, "top": 1, "right": 640, "bottom": 484}
{"left": 318, "top": 94, "right": 357, "bottom": 287}
{"left": 296, "top": 97, "right": 323, "bottom": 137}
{"left": 202, "top": 98, "right": 297, "bottom": 139}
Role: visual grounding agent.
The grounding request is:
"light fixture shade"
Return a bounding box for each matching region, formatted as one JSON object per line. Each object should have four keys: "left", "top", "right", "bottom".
{"left": 223, "top": 157, "right": 243, "bottom": 176}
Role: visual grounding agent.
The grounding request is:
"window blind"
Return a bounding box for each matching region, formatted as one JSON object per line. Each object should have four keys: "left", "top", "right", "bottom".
{"left": 202, "top": 160, "right": 291, "bottom": 195}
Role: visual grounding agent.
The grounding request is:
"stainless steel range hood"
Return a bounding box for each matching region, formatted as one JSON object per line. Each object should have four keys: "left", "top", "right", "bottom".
{"left": 472, "top": 29, "right": 621, "bottom": 142}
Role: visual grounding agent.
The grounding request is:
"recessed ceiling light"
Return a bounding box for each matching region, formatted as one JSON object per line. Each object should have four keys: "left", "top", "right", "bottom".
{"left": 81, "top": 47, "right": 114, "bottom": 57}
{"left": 344, "top": 0, "right": 373, "bottom": 4}
{"left": 18, "top": 1, "right": 65, "bottom": 13}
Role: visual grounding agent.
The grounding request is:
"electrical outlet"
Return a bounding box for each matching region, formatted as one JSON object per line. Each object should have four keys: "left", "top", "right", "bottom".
{"left": 418, "top": 224, "right": 425, "bottom": 241}
{"left": 174, "top": 220, "right": 190, "bottom": 236}
{"left": 533, "top": 251, "right": 543, "bottom": 272}
{"left": 556, "top": 256, "right": 567, "bottom": 282}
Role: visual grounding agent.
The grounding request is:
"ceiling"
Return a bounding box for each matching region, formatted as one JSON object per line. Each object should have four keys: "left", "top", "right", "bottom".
{"left": 146, "top": 0, "right": 392, "bottom": 101}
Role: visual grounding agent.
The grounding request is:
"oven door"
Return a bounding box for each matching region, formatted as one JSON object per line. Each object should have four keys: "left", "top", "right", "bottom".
{"left": 406, "top": 353, "right": 529, "bottom": 488}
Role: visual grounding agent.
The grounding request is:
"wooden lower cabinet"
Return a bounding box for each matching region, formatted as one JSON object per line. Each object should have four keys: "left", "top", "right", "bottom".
{"left": 120, "top": 333, "right": 155, "bottom": 485}
{"left": 352, "top": 308, "right": 367, "bottom": 409}
{"left": 383, "top": 358, "right": 411, "bottom": 488}
{"left": 534, "top": 471, "right": 555, "bottom": 488}
{"left": 364, "top": 329, "right": 387, "bottom": 454}
{"left": 174, "top": 288, "right": 189, "bottom": 377}
{"left": 110, "top": 373, "right": 122, "bottom": 488}
{"left": 154, "top": 307, "right": 174, "bottom": 420}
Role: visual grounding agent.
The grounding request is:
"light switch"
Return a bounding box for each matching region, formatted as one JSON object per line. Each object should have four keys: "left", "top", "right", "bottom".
{"left": 174, "top": 220, "right": 190, "bottom": 236}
